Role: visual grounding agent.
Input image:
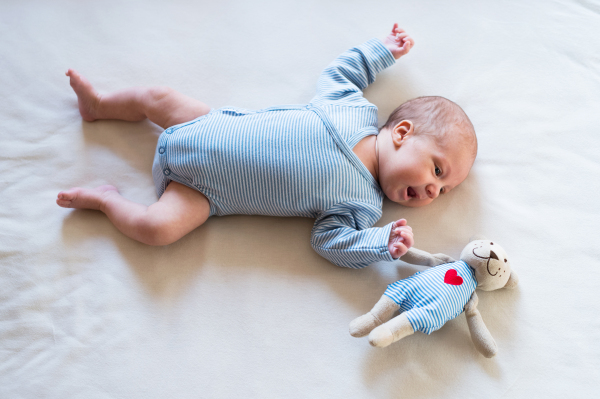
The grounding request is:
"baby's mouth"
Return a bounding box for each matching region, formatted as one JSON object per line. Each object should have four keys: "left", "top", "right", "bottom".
{"left": 407, "top": 187, "right": 417, "bottom": 199}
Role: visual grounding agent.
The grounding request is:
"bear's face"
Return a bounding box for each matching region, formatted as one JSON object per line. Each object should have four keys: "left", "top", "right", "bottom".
{"left": 460, "top": 240, "right": 514, "bottom": 291}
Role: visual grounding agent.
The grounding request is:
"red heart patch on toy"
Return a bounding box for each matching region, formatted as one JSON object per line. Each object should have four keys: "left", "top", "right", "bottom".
{"left": 444, "top": 269, "right": 463, "bottom": 286}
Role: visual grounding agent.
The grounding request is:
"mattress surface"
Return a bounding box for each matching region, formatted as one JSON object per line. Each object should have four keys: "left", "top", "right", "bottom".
{"left": 1, "top": 1, "right": 599, "bottom": 397}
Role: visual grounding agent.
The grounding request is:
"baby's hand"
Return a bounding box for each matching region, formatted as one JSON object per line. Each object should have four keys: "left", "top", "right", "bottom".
{"left": 383, "top": 23, "right": 414, "bottom": 59}
{"left": 388, "top": 219, "right": 414, "bottom": 259}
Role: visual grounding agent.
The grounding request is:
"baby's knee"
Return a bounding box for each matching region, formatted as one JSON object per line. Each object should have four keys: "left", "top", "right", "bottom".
{"left": 135, "top": 214, "right": 181, "bottom": 246}
{"left": 144, "top": 86, "right": 175, "bottom": 104}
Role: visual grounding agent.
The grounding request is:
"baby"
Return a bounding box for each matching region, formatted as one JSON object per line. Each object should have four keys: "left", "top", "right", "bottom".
{"left": 57, "top": 24, "right": 476, "bottom": 269}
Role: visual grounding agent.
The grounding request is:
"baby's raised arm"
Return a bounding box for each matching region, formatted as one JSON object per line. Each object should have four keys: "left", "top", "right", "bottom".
{"left": 310, "top": 26, "right": 413, "bottom": 107}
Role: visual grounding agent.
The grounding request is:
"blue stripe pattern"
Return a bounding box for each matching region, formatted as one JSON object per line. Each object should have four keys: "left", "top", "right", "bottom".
{"left": 152, "top": 39, "right": 397, "bottom": 269}
{"left": 383, "top": 261, "right": 478, "bottom": 334}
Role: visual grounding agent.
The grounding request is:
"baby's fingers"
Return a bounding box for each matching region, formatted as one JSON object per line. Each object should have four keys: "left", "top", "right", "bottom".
{"left": 393, "top": 223, "right": 412, "bottom": 233}
{"left": 392, "top": 227, "right": 411, "bottom": 239}
{"left": 392, "top": 23, "right": 405, "bottom": 34}
{"left": 393, "top": 219, "right": 407, "bottom": 229}
{"left": 400, "top": 230, "right": 414, "bottom": 249}
{"left": 392, "top": 242, "right": 409, "bottom": 258}
{"left": 401, "top": 37, "right": 414, "bottom": 50}
{"left": 395, "top": 32, "right": 409, "bottom": 42}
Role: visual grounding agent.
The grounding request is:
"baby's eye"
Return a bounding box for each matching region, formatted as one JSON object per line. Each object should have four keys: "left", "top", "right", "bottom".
{"left": 435, "top": 166, "right": 442, "bottom": 176}
{"left": 440, "top": 187, "right": 445, "bottom": 195}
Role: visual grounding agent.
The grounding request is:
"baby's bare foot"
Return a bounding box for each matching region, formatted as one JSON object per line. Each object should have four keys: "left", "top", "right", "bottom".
{"left": 56, "top": 185, "right": 119, "bottom": 211}
{"left": 66, "top": 69, "right": 101, "bottom": 122}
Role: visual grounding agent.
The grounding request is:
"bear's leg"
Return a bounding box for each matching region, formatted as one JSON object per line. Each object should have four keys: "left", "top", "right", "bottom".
{"left": 349, "top": 295, "right": 399, "bottom": 338}
{"left": 368, "top": 312, "right": 414, "bottom": 348}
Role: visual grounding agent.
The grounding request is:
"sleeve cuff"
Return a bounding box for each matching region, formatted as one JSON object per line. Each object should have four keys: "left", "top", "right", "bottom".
{"left": 357, "top": 38, "right": 397, "bottom": 75}
{"left": 376, "top": 221, "right": 396, "bottom": 262}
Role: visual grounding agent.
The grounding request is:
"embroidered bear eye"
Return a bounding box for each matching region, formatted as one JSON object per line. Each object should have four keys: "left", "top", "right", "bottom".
{"left": 504, "top": 259, "right": 507, "bottom": 262}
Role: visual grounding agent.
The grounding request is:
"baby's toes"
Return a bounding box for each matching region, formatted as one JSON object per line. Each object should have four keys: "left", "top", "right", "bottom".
{"left": 56, "top": 198, "right": 73, "bottom": 208}
{"left": 56, "top": 190, "right": 76, "bottom": 207}
{"left": 57, "top": 190, "right": 74, "bottom": 200}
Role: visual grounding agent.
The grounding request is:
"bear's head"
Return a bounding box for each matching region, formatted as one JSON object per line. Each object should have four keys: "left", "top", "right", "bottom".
{"left": 460, "top": 240, "right": 518, "bottom": 291}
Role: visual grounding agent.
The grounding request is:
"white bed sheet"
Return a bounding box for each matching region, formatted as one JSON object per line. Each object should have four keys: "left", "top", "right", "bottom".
{"left": 1, "top": 0, "right": 599, "bottom": 397}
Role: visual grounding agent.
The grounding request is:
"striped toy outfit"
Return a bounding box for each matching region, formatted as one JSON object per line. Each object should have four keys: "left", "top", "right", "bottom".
{"left": 383, "top": 261, "right": 477, "bottom": 334}
{"left": 152, "top": 39, "right": 397, "bottom": 269}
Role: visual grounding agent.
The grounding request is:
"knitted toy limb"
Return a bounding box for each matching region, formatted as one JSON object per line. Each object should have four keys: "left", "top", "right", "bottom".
{"left": 368, "top": 312, "right": 414, "bottom": 348}
{"left": 400, "top": 247, "right": 455, "bottom": 267}
{"left": 349, "top": 295, "right": 399, "bottom": 338}
{"left": 464, "top": 292, "right": 498, "bottom": 358}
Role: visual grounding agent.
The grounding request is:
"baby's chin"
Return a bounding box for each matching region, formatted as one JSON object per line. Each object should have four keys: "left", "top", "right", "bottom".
{"left": 399, "top": 200, "right": 432, "bottom": 208}
{"left": 389, "top": 195, "right": 433, "bottom": 208}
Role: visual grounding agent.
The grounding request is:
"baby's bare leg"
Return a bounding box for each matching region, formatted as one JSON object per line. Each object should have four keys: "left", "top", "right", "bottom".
{"left": 57, "top": 182, "right": 210, "bottom": 245}
{"left": 66, "top": 69, "right": 210, "bottom": 129}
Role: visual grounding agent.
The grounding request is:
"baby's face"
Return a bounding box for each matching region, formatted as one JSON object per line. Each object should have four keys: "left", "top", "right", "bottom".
{"left": 378, "top": 131, "right": 473, "bottom": 207}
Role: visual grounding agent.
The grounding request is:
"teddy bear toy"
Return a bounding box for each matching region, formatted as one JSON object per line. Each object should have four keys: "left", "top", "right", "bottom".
{"left": 349, "top": 240, "right": 518, "bottom": 358}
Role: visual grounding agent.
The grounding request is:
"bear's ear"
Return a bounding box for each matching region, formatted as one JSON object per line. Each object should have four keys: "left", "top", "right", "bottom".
{"left": 504, "top": 270, "right": 519, "bottom": 289}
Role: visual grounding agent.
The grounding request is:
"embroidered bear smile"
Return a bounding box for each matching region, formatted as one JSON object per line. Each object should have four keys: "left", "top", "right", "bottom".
{"left": 472, "top": 246, "right": 499, "bottom": 276}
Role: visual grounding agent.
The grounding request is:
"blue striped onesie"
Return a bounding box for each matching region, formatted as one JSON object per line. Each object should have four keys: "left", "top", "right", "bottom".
{"left": 152, "top": 39, "right": 397, "bottom": 269}
{"left": 384, "top": 261, "right": 478, "bottom": 334}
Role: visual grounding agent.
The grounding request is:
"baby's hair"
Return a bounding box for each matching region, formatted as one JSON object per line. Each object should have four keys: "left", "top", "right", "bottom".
{"left": 382, "top": 96, "right": 477, "bottom": 159}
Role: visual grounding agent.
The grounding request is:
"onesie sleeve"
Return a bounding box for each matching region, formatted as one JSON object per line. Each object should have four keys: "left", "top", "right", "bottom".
{"left": 310, "top": 38, "right": 396, "bottom": 107}
{"left": 310, "top": 202, "right": 396, "bottom": 269}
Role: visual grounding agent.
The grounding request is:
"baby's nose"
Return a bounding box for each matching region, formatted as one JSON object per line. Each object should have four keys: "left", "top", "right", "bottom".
{"left": 426, "top": 184, "right": 440, "bottom": 199}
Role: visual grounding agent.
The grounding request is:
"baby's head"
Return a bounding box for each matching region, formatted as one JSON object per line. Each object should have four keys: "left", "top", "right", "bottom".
{"left": 377, "top": 96, "right": 477, "bottom": 207}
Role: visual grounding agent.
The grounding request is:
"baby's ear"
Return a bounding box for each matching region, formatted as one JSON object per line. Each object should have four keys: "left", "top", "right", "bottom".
{"left": 504, "top": 270, "right": 519, "bottom": 289}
